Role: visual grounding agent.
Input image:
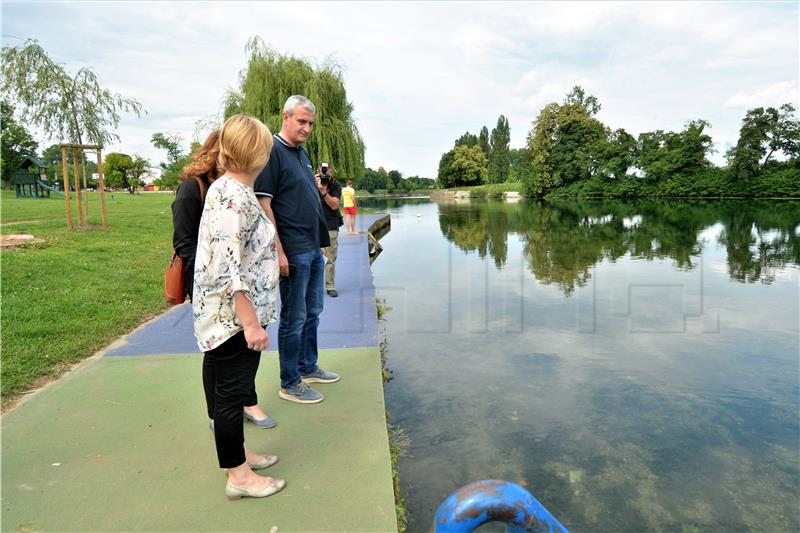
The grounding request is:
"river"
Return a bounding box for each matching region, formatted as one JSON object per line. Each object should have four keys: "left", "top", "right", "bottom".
{"left": 363, "top": 197, "right": 800, "bottom": 532}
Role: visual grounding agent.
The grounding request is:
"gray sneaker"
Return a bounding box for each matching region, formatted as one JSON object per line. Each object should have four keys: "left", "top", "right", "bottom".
{"left": 279, "top": 381, "right": 324, "bottom": 404}
{"left": 301, "top": 367, "right": 340, "bottom": 384}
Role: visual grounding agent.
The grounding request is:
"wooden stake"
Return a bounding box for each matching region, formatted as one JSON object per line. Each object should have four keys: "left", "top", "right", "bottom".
{"left": 61, "top": 146, "right": 72, "bottom": 228}
{"left": 81, "top": 150, "right": 89, "bottom": 223}
{"left": 96, "top": 149, "right": 107, "bottom": 227}
{"left": 72, "top": 147, "right": 83, "bottom": 226}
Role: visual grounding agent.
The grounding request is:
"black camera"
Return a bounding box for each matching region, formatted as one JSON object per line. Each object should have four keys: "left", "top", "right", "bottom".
{"left": 320, "top": 163, "right": 330, "bottom": 185}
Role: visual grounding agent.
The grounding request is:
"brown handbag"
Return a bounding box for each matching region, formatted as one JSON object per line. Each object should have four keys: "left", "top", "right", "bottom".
{"left": 164, "top": 252, "right": 185, "bottom": 304}
{"left": 165, "top": 176, "right": 207, "bottom": 305}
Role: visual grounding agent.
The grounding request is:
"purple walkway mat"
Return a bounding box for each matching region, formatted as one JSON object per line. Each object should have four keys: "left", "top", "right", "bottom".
{"left": 106, "top": 214, "right": 387, "bottom": 356}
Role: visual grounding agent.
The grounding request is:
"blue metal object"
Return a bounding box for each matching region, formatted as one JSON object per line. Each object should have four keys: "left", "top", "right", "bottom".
{"left": 432, "top": 480, "right": 569, "bottom": 533}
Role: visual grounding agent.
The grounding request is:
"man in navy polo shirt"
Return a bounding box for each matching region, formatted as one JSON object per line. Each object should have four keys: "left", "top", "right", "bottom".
{"left": 255, "top": 95, "right": 340, "bottom": 404}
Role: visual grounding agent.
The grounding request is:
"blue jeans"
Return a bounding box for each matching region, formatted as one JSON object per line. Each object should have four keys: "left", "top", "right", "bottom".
{"left": 278, "top": 248, "right": 324, "bottom": 388}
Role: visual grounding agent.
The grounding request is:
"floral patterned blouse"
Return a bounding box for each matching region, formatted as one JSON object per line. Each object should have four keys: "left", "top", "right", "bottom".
{"left": 192, "top": 175, "right": 279, "bottom": 351}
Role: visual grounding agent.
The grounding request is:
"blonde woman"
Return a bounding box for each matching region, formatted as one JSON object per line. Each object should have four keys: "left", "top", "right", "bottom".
{"left": 193, "top": 114, "right": 284, "bottom": 500}
{"left": 173, "top": 131, "right": 276, "bottom": 430}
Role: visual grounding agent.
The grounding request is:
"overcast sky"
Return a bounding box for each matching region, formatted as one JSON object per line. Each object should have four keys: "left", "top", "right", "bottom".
{"left": 3, "top": 1, "right": 798, "bottom": 178}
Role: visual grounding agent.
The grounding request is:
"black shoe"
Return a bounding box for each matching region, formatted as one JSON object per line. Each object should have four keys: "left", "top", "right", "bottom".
{"left": 326, "top": 289, "right": 338, "bottom": 297}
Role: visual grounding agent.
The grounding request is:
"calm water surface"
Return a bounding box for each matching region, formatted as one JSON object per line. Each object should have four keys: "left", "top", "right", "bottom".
{"left": 363, "top": 198, "right": 800, "bottom": 532}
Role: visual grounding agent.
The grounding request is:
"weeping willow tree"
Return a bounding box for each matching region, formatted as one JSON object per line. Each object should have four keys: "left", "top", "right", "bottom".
{"left": 225, "top": 37, "right": 365, "bottom": 181}
{"left": 1, "top": 39, "right": 144, "bottom": 146}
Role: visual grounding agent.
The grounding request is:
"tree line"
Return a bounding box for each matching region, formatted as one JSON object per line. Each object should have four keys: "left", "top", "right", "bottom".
{"left": 8, "top": 38, "right": 794, "bottom": 198}
{"left": 436, "top": 86, "right": 799, "bottom": 198}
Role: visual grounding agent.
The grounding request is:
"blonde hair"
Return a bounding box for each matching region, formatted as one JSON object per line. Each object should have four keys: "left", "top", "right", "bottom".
{"left": 218, "top": 114, "right": 272, "bottom": 174}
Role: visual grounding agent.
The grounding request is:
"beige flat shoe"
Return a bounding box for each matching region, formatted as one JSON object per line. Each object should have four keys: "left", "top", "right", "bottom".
{"left": 249, "top": 454, "right": 278, "bottom": 470}
{"left": 225, "top": 477, "right": 286, "bottom": 500}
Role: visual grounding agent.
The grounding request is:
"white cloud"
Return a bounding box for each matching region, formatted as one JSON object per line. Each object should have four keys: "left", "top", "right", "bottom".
{"left": 1, "top": 1, "right": 797, "bottom": 176}
{"left": 724, "top": 81, "right": 800, "bottom": 109}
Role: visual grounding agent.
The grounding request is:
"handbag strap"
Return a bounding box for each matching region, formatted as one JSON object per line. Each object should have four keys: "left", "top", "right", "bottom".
{"left": 193, "top": 176, "right": 207, "bottom": 203}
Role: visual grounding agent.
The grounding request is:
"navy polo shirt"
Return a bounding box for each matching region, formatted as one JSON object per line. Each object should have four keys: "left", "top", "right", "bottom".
{"left": 254, "top": 134, "right": 330, "bottom": 256}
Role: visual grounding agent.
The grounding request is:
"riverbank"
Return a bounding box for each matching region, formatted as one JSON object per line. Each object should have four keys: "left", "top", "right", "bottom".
{"left": 430, "top": 183, "right": 522, "bottom": 201}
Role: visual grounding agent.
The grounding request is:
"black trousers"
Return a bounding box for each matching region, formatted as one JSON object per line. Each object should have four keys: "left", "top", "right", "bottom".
{"left": 203, "top": 356, "right": 258, "bottom": 419}
{"left": 202, "top": 331, "right": 261, "bottom": 468}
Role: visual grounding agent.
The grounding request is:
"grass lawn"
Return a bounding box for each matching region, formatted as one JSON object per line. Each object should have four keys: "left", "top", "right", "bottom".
{"left": 1, "top": 190, "right": 175, "bottom": 409}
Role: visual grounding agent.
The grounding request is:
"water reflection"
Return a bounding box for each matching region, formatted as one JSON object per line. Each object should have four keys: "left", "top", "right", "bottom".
{"left": 363, "top": 198, "right": 799, "bottom": 532}
{"left": 437, "top": 199, "right": 800, "bottom": 294}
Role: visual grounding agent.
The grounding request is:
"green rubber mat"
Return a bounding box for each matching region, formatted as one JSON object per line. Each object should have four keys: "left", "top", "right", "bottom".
{"left": 1, "top": 348, "right": 397, "bottom": 532}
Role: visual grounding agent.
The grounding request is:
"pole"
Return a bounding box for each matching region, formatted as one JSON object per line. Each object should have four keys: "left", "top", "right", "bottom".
{"left": 61, "top": 146, "right": 72, "bottom": 228}
{"left": 96, "top": 149, "right": 107, "bottom": 227}
{"left": 72, "top": 147, "right": 83, "bottom": 226}
{"left": 81, "top": 150, "right": 89, "bottom": 223}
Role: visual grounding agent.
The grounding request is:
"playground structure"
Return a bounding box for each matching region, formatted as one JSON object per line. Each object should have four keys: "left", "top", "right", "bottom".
{"left": 10, "top": 156, "right": 59, "bottom": 198}
{"left": 59, "top": 143, "right": 107, "bottom": 229}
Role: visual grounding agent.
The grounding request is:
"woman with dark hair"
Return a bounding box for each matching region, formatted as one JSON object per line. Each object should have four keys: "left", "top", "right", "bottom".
{"left": 172, "top": 131, "right": 277, "bottom": 430}
{"left": 172, "top": 130, "right": 222, "bottom": 300}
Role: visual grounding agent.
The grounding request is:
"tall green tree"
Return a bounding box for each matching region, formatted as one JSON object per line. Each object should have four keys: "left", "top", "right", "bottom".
{"left": 1, "top": 100, "right": 38, "bottom": 186}
{"left": 440, "top": 130, "right": 490, "bottom": 188}
{"left": 762, "top": 103, "right": 800, "bottom": 166}
{"left": 488, "top": 115, "right": 510, "bottom": 183}
{"left": 41, "top": 143, "right": 69, "bottom": 166}
{"left": 479, "top": 126, "right": 490, "bottom": 157}
{"left": 388, "top": 169, "right": 402, "bottom": 189}
{"left": 508, "top": 147, "right": 530, "bottom": 183}
{"left": 151, "top": 132, "right": 182, "bottom": 166}
{"left": 1, "top": 39, "right": 143, "bottom": 145}
{"left": 226, "top": 37, "right": 365, "bottom": 182}
{"left": 455, "top": 132, "right": 479, "bottom": 148}
{"left": 564, "top": 85, "right": 601, "bottom": 116}
{"left": 437, "top": 149, "right": 458, "bottom": 188}
{"left": 362, "top": 167, "right": 388, "bottom": 192}
{"left": 597, "top": 128, "right": 637, "bottom": 179}
{"left": 103, "top": 152, "right": 133, "bottom": 190}
{"left": 524, "top": 86, "right": 608, "bottom": 195}
{"left": 636, "top": 120, "right": 713, "bottom": 182}
{"left": 151, "top": 132, "right": 187, "bottom": 190}
{"left": 129, "top": 155, "right": 151, "bottom": 187}
{"left": 450, "top": 144, "right": 488, "bottom": 186}
{"left": 727, "top": 103, "right": 800, "bottom": 181}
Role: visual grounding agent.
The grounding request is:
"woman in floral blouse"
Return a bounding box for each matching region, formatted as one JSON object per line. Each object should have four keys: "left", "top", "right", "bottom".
{"left": 174, "top": 131, "right": 277, "bottom": 430}
{"left": 193, "top": 114, "right": 284, "bottom": 500}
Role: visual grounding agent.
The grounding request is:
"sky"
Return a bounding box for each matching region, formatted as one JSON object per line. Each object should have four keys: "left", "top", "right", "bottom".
{"left": 2, "top": 1, "right": 798, "bottom": 178}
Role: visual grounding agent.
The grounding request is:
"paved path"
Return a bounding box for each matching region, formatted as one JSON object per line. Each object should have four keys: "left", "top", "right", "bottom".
{"left": 108, "top": 216, "right": 386, "bottom": 356}
{"left": 1, "top": 214, "right": 397, "bottom": 532}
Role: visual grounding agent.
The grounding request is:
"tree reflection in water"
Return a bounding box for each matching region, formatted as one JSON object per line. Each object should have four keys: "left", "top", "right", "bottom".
{"left": 437, "top": 199, "right": 800, "bottom": 295}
